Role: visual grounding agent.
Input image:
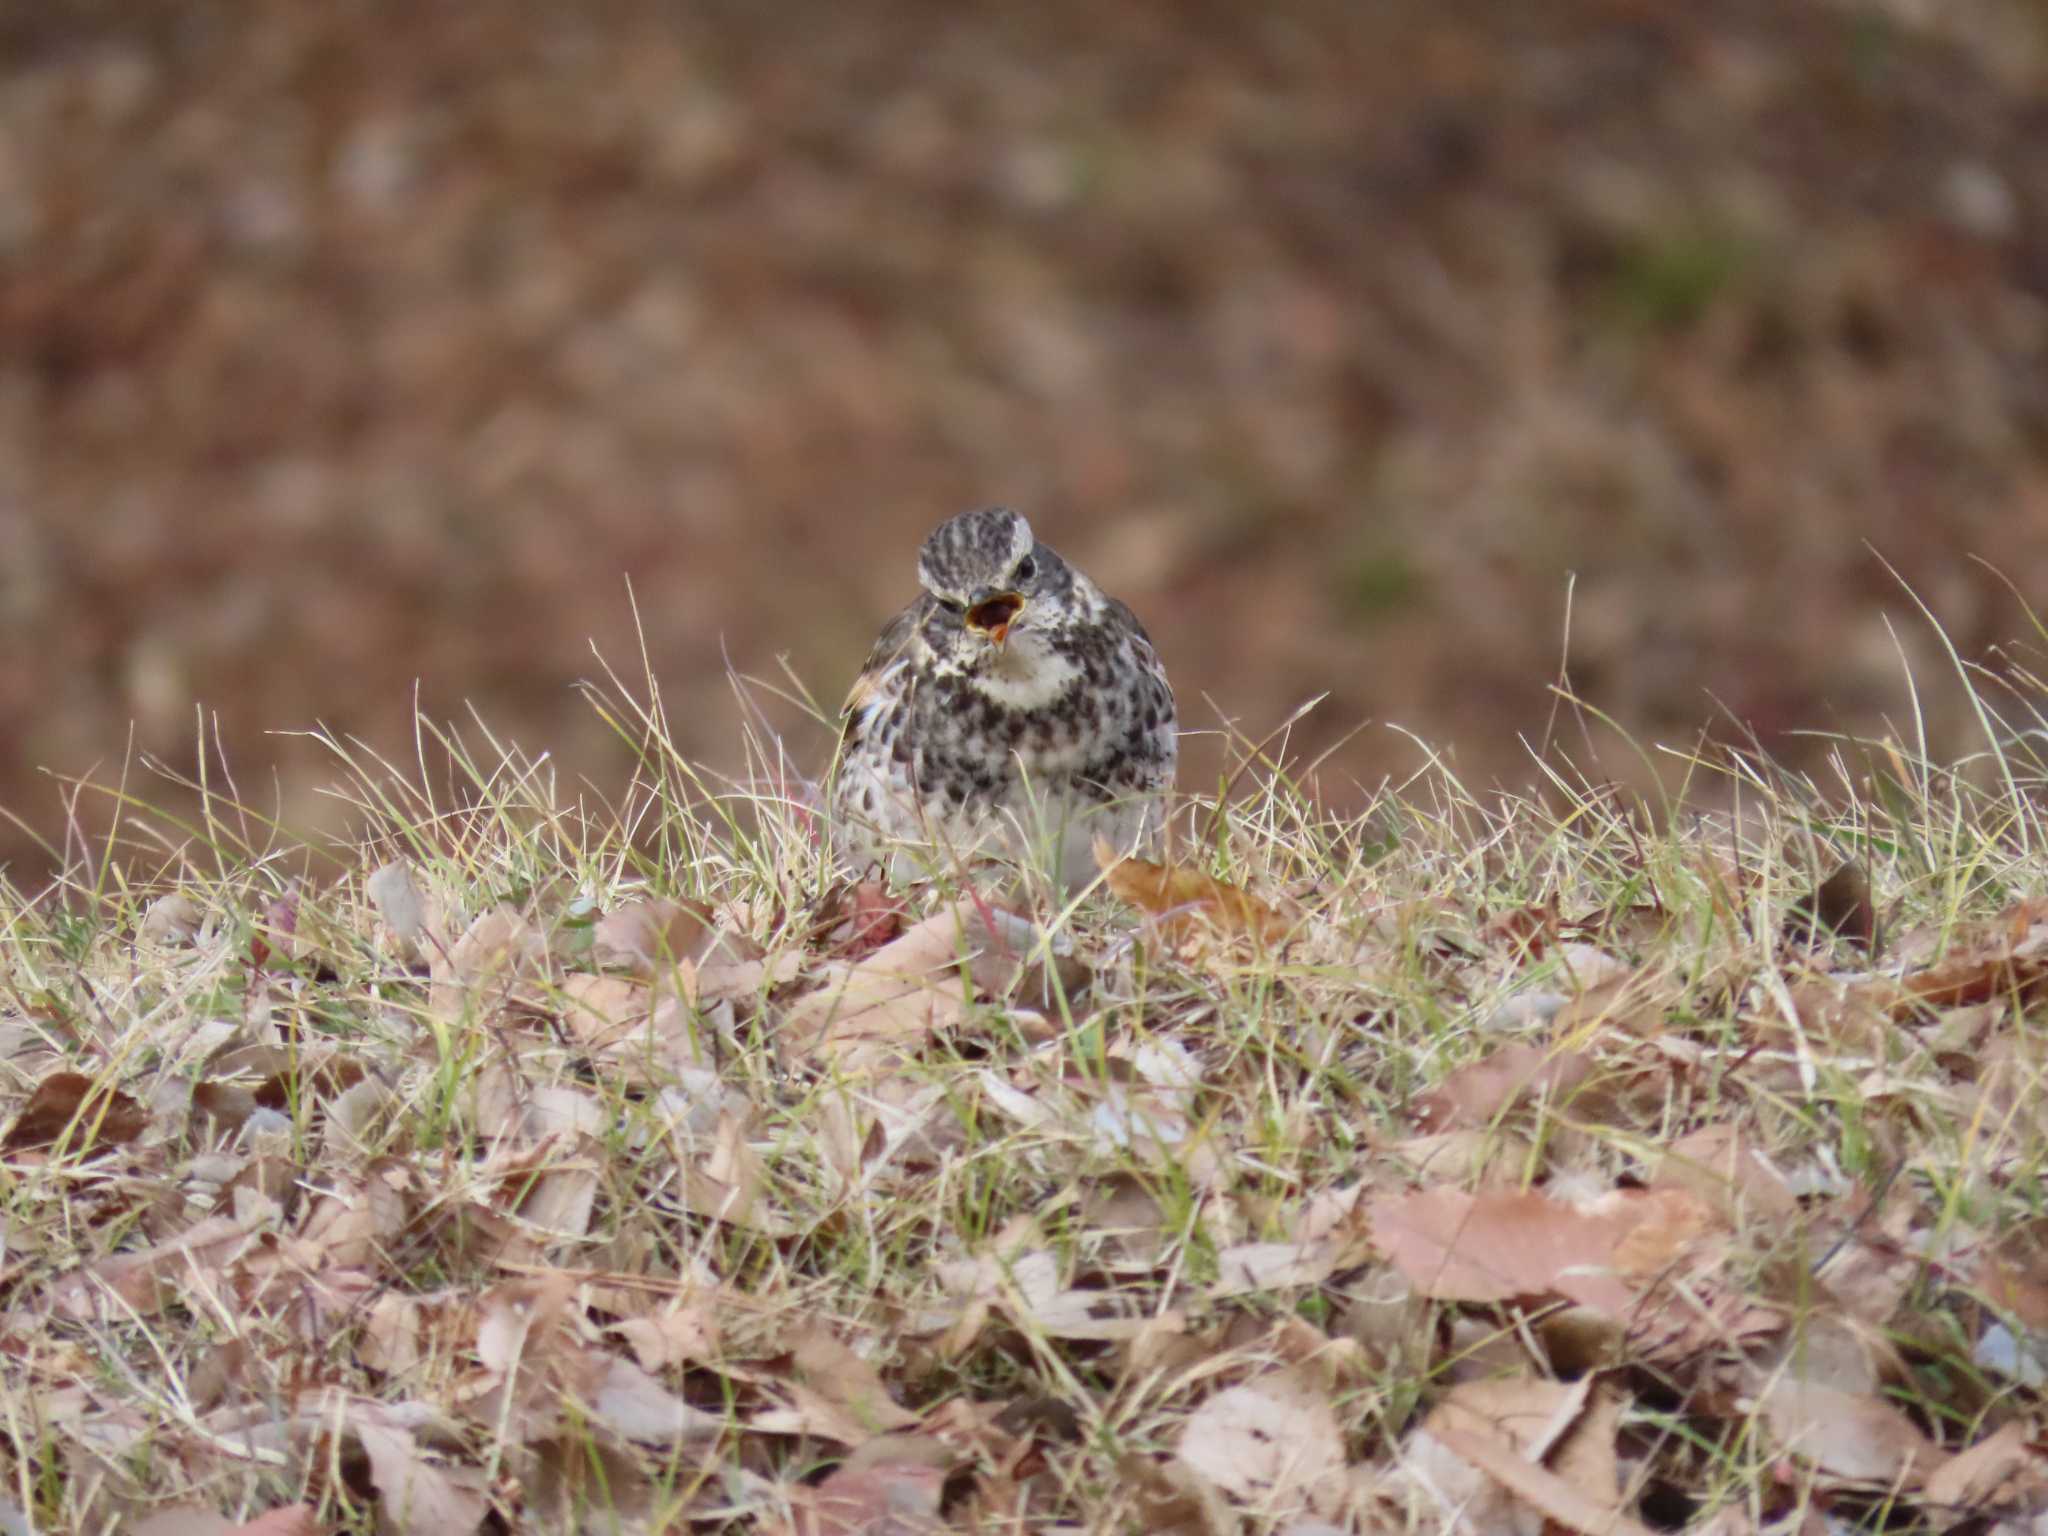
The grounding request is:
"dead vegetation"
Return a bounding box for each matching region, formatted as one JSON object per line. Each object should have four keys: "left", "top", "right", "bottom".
{"left": 5, "top": 633, "right": 2048, "bottom": 1535}
{"left": 4, "top": 0, "right": 2048, "bottom": 878}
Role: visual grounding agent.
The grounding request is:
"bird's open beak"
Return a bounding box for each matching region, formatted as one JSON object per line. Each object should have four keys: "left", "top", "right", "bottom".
{"left": 965, "top": 592, "right": 1025, "bottom": 647}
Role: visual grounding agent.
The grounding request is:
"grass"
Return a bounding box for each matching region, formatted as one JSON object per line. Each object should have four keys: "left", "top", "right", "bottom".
{"left": 3, "top": 630, "right": 2048, "bottom": 1534}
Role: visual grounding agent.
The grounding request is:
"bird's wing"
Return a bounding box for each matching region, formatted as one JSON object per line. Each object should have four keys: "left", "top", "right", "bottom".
{"left": 841, "top": 598, "right": 926, "bottom": 742}
{"left": 1107, "top": 596, "right": 1174, "bottom": 704}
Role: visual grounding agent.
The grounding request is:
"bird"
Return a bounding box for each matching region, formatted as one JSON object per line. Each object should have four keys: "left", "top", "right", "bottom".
{"left": 832, "top": 506, "right": 1176, "bottom": 885}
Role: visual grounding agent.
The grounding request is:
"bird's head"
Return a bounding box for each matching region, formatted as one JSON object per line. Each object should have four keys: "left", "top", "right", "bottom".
{"left": 917, "top": 506, "right": 1074, "bottom": 658}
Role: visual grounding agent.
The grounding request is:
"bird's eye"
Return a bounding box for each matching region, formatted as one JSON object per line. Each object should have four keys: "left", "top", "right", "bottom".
{"left": 1015, "top": 554, "right": 1036, "bottom": 583}
{"left": 938, "top": 597, "right": 966, "bottom": 615}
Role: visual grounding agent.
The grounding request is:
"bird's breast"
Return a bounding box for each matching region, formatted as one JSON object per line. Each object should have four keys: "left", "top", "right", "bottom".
{"left": 966, "top": 644, "right": 1082, "bottom": 713}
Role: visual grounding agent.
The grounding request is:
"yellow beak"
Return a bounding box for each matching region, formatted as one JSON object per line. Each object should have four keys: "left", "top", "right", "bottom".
{"left": 965, "top": 592, "right": 1024, "bottom": 646}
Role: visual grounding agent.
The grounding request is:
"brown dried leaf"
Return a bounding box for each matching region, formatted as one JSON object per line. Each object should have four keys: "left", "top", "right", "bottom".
{"left": 1976, "top": 1244, "right": 2048, "bottom": 1332}
{"left": 297, "top": 1169, "right": 409, "bottom": 1268}
{"left": 366, "top": 860, "right": 431, "bottom": 948}
{"left": 792, "top": 1323, "right": 920, "bottom": 1433}
{"left": 1480, "top": 900, "right": 1559, "bottom": 958}
{"left": 1618, "top": 1246, "right": 1786, "bottom": 1364}
{"left": 49, "top": 1211, "right": 271, "bottom": 1321}
{"left": 1099, "top": 846, "right": 1292, "bottom": 949}
{"left": 140, "top": 891, "right": 204, "bottom": 946}
{"left": 253, "top": 1053, "right": 369, "bottom": 1113}
{"left": 1780, "top": 980, "right": 1895, "bottom": 1052}
{"left": 1208, "top": 1222, "right": 1376, "bottom": 1298}
{"left": 1368, "top": 1186, "right": 1638, "bottom": 1310}
{"left": 1547, "top": 964, "right": 1671, "bottom": 1039}
{"left": 132, "top": 1509, "right": 239, "bottom": 1536}
{"left": 1783, "top": 858, "right": 1876, "bottom": 949}
{"left": 432, "top": 906, "right": 547, "bottom": 1018}
{"left": 475, "top": 1272, "right": 578, "bottom": 1378}
{"left": 191, "top": 1079, "right": 260, "bottom": 1138}
{"left": 557, "top": 973, "right": 655, "bottom": 1047}
{"left": 784, "top": 902, "right": 1034, "bottom": 1065}
{"left": 1425, "top": 1417, "right": 1658, "bottom": 1536}
{"left": 795, "top": 1456, "right": 947, "bottom": 1536}
{"left": 519, "top": 1159, "right": 600, "bottom": 1240}
{"left": 2, "top": 1071, "right": 149, "bottom": 1153}
{"left": 361, "top": 1294, "right": 427, "bottom": 1377}
{"left": 1849, "top": 901, "right": 2048, "bottom": 1020}
{"left": 1548, "top": 1379, "right": 1625, "bottom": 1512}
{"left": 696, "top": 946, "right": 804, "bottom": 1007}
{"left": 820, "top": 878, "right": 907, "bottom": 959}
{"left": 1752, "top": 1375, "right": 1950, "bottom": 1490}
{"left": 1411, "top": 1043, "right": 1595, "bottom": 1133}
{"left": 591, "top": 896, "right": 716, "bottom": 977}
{"left": 1426, "top": 1375, "right": 1593, "bottom": 1463}
{"left": 355, "top": 1415, "right": 491, "bottom": 1536}
{"left": 1176, "top": 1371, "right": 1347, "bottom": 1519}
{"left": 612, "top": 1299, "right": 721, "bottom": 1372}
{"left": 580, "top": 1353, "right": 726, "bottom": 1444}
{"left": 1923, "top": 1420, "right": 2048, "bottom": 1512}
{"left": 1606, "top": 1187, "right": 1720, "bottom": 1277}
{"left": 676, "top": 1109, "right": 792, "bottom": 1235}
{"left": 1650, "top": 1125, "right": 1798, "bottom": 1225}
{"left": 226, "top": 1509, "right": 322, "bottom": 1536}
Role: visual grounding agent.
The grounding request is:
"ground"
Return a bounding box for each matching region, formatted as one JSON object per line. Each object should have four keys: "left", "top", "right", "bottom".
{"left": 1, "top": 1, "right": 2046, "bottom": 879}
{"left": 4, "top": 678, "right": 2048, "bottom": 1531}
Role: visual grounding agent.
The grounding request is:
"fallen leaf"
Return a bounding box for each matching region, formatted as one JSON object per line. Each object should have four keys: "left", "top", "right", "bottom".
{"left": 1923, "top": 1420, "right": 2048, "bottom": 1511}
{"left": 132, "top": 1509, "right": 239, "bottom": 1536}
{"left": 141, "top": 891, "right": 204, "bottom": 946}
{"left": 556, "top": 973, "right": 655, "bottom": 1047}
{"left": 787, "top": 1323, "right": 921, "bottom": 1440}
{"left": 1207, "top": 1232, "right": 1373, "bottom": 1298}
{"left": 355, "top": 1415, "right": 491, "bottom": 1536}
{"left": 1548, "top": 1379, "right": 1625, "bottom": 1512}
{"left": 675, "top": 1109, "right": 792, "bottom": 1235}
{"left": 367, "top": 860, "right": 431, "bottom": 948}
{"left": 432, "top": 906, "right": 547, "bottom": 1019}
{"left": 1480, "top": 901, "right": 1559, "bottom": 958}
{"left": 227, "top": 1507, "right": 322, "bottom": 1536}
{"left": 1177, "top": 1372, "right": 1347, "bottom": 1518}
{"left": 1975, "top": 1234, "right": 2048, "bottom": 1331}
{"left": 1426, "top": 1375, "right": 1594, "bottom": 1463}
{"left": 297, "top": 1170, "right": 409, "bottom": 1268}
{"left": 2, "top": 1071, "right": 149, "bottom": 1153}
{"left": 47, "top": 1211, "right": 274, "bottom": 1320}
{"left": 795, "top": 1456, "right": 946, "bottom": 1536}
{"left": 1100, "top": 847, "right": 1292, "bottom": 949}
{"left": 361, "top": 1293, "right": 427, "bottom": 1377}
{"left": 1606, "top": 1187, "right": 1719, "bottom": 1277}
{"left": 580, "top": 1353, "right": 726, "bottom": 1444}
{"left": 784, "top": 902, "right": 1033, "bottom": 1065}
{"left": 1751, "top": 1374, "right": 1949, "bottom": 1490}
{"left": 1650, "top": 1125, "right": 1798, "bottom": 1225}
{"left": 191, "top": 1079, "right": 260, "bottom": 1139}
{"left": 591, "top": 896, "right": 716, "bottom": 977}
{"left": 1411, "top": 1043, "right": 1595, "bottom": 1132}
{"left": 1783, "top": 858, "right": 1876, "bottom": 949}
{"left": 612, "top": 1300, "right": 721, "bottom": 1372}
{"left": 1426, "top": 1420, "right": 1658, "bottom": 1536}
{"left": 821, "top": 878, "right": 907, "bottom": 958}
{"left": 249, "top": 885, "right": 301, "bottom": 971}
{"left": 1368, "top": 1186, "right": 1638, "bottom": 1311}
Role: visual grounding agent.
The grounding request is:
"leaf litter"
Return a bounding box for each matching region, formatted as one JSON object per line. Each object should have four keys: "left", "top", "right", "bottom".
{"left": 5, "top": 700, "right": 2048, "bottom": 1532}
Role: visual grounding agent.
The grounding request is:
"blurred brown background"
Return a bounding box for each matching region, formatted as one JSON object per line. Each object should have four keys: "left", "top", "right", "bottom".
{"left": 3, "top": 1, "right": 2046, "bottom": 876}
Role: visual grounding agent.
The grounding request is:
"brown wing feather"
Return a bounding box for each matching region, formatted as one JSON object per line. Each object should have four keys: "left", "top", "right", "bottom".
{"left": 840, "top": 598, "right": 927, "bottom": 744}
{"left": 1107, "top": 597, "right": 1172, "bottom": 699}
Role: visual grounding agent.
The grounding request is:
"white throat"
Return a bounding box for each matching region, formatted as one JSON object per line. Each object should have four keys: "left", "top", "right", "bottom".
{"left": 969, "top": 635, "right": 1080, "bottom": 711}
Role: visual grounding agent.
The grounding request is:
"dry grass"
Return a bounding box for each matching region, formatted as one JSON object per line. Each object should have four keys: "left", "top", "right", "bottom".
{"left": 6, "top": 626, "right": 2048, "bottom": 1535}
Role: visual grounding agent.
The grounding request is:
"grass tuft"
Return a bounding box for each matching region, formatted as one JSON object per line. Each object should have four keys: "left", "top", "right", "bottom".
{"left": 4, "top": 617, "right": 2048, "bottom": 1532}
